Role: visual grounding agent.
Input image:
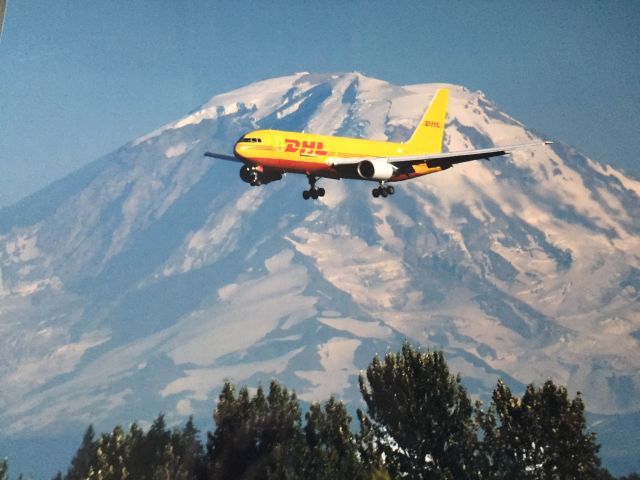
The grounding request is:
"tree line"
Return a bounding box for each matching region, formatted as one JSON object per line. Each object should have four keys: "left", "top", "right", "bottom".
{"left": 2, "top": 343, "right": 638, "bottom": 479}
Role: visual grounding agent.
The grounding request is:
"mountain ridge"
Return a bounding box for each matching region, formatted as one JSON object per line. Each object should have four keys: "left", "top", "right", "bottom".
{"left": 0, "top": 72, "right": 638, "bottom": 474}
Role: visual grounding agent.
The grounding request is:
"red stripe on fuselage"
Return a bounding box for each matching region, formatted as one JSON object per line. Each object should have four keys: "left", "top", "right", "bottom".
{"left": 246, "top": 156, "right": 336, "bottom": 176}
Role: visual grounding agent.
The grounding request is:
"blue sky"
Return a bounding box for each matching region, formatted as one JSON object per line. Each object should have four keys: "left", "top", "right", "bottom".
{"left": 1, "top": 0, "right": 639, "bottom": 208}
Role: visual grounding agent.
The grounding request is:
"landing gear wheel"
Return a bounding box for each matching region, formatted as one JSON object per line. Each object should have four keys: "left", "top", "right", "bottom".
{"left": 249, "top": 171, "right": 261, "bottom": 186}
{"left": 302, "top": 175, "right": 325, "bottom": 200}
{"left": 372, "top": 183, "right": 394, "bottom": 198}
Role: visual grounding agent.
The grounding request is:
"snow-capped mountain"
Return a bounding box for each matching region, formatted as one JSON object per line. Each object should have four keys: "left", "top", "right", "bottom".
{"left": 1, "top": 72, "right": 638, "bottom": 473}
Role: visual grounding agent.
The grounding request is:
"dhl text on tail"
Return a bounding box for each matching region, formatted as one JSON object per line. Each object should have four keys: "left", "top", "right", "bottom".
{"left": 205, "top": 89, "right": 551, "bottom": 200}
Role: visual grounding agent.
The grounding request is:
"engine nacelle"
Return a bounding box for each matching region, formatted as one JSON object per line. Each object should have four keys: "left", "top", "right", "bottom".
{"left": 239, "top": 165, "right": 283, "bottom": 186}
{"left": 357, "top": 159, "right": 395, "bottom": 180}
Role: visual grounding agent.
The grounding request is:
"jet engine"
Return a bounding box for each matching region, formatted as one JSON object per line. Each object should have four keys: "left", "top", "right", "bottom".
{"left": 357, "top": 159, "right": 395, "bottom": 180}
{"left": 239, "top": 165, "right": 283, "bottom": 186}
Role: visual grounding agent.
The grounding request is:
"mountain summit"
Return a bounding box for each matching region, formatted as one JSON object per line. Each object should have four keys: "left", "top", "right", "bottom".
{"left": 1, "top": 72, "right": 639, "bottom": 472}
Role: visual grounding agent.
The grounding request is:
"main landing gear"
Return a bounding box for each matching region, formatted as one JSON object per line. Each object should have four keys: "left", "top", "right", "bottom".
{"left": 302, "top": 175, "right": 325, "bottom": 200}
{"left": 372, "top": 182, "right": 395, "bottom": 198}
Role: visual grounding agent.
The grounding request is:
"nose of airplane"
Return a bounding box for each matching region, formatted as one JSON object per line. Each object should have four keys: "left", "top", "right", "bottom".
{"left": 234, "top": 134, "right": 261, "bottom": 159}
{"left": 234, "top": 140, "right": 246, "bottom": 159}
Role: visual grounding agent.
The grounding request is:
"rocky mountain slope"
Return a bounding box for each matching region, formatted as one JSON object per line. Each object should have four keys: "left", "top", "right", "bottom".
{"left": 1, "top": 72, "right": 638, "bottom": 473}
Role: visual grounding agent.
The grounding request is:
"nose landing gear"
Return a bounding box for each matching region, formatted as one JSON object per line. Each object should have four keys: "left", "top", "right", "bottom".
{"left": 372, "top": 182, "right": 395, "bottom": 198}
{"left": 302, "top": 175, "right": 325, "bottom": 200}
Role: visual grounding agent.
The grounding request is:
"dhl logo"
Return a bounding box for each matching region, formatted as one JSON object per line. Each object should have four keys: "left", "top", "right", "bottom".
{"left": 284, "top": 139, "right": 328, "bottom": 156}
{"left": 423, "top": 121, "right": 441, "bottom": 128}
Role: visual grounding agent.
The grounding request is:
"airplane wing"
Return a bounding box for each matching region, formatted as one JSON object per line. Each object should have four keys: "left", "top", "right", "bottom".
{"left": 204, "top": 151, "right": 243, "bottom": 162}
{"left": 327, "top": 141, "right": 552, "bottom": 170}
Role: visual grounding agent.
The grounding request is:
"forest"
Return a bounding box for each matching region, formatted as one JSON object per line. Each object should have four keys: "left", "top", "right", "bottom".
{"left": 2, "top": 344, "right": 638, "bottom": 479}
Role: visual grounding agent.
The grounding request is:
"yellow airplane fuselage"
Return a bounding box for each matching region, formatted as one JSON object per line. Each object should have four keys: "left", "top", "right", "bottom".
{"left": 234, "top": 130, "right": 445, "bottom": 182}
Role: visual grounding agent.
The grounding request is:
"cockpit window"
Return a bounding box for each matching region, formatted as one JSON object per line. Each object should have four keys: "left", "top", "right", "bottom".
{"left": 238, "top": 137, "right": 262, "bottom": 143}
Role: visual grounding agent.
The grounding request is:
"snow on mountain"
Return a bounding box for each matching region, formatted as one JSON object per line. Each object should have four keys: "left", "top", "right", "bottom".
{"left": 0, "top": 72, "right": 639, "bottom": 473}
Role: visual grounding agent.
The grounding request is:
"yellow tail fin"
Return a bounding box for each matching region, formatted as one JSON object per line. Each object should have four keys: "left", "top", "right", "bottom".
{"left": 406, "top": 89, "right": 449, "bottom": 153}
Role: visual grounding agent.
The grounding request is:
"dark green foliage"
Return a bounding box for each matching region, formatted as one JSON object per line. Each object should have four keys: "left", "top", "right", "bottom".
{"left": 358, "top": 343, "right": 481, "bottom": 479}
{"left": 0, "top": 458, "right": 7, "bottom": 480}
{"left": 206, "top": 383, "right": 368, "bottom": 479}
{"left": 88, "top": 424, "right": 128, "bottom": 479}
{"left": 173, "top": 417, "right": 207, "bottom": 479}
{"left": 65, "top": 425, "right": 97, "bottom": 480}
{"left": 125, "top": 415, "right": 176, "bottom": 479}
{"left": 357, "top": 407, "right": 384, "bottom": 472}
{"left": 479, "top": 379, "right": 603, "bottom": 479}
{"left": 206, "top": 380, "right": 306, "bottom": 479}
{"left": 304, "top": 396, "right": 363, "bottom": 479}
{"left": 56, "top": 415, "right": 205, "bottom": 480}
{"left": 55, "top": 342, "right": 622, "bottom": 479}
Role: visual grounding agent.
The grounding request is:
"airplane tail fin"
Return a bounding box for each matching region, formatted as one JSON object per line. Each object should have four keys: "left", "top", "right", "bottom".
{"left": 405, "top": 89, "right": 449, "bottom": 153}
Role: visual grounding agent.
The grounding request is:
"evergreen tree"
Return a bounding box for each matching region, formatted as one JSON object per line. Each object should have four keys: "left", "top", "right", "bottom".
{"left": 358, "top": 344, "right": 481, "bottom": 479}
{"left": 145, "top": 416, "right": 205, "bottom": 480}
{"left": 357, "top": 408, "right": 385, "bottom": 473}
{"left": 88, "top": 425, "right": 129, "bottom": 480}
{"left": 206, "top": 380, "right": 306, "bottom": 479}
{"left": 0, "top": 458, "right": 7, "bottom": 480}
{"left": 303, "top": 396, "right": 363, "bottom": 479}
{"left": 167, "top": 416, "right": 206, "bottom": 479}
{"left": 53, "top": 344, "right": 625, "bottom": 479}
{"left": 65, "top": 425, "right": 98, "bottom": 480}
{"left": 61, "top": 417, "right": 205, "bottom": 480}
{"left": 120, "top": 422, "right": 145, "bottom": 479}
{"left": 479, "top": 379, "right": 603, "bottom": 479}
{"left": 125, "top": 415, "right": 175, "bottom": 479}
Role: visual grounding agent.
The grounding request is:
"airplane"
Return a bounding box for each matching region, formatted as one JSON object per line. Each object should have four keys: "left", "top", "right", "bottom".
{"left": 205, "top": 89, "right": 551, "bottom": 200}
